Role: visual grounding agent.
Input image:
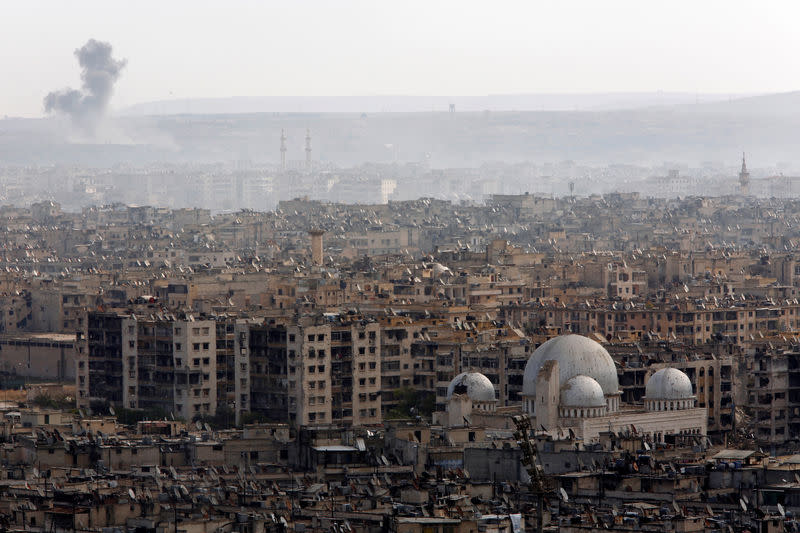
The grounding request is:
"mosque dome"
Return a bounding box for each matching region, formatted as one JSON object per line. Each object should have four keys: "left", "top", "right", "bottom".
{"left": 645, "top": 368, "right": 694, "bottom": 400}
{"left": 522, "top": 335, "right": 619, "bottom": 398}
{"left": 559, "top": 375, "right": 606, "bottom": 408}
{"left": 446, "top": 372, "right": 496, "bottom": 403}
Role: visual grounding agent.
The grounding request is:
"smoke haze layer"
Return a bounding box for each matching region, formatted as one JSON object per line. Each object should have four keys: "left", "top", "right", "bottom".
{"left": 43, "top": 39, "right": 126, "bottom": 134}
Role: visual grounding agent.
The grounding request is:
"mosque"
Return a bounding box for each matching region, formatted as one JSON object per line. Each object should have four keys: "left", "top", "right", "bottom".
{"left": 440, "top": 334, "right": 707, "bottom": 442}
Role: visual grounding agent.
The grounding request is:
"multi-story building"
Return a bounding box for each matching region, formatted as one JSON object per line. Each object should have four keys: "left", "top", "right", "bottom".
{"left": 78, "top": 310, "right": 218, "bottom": 419}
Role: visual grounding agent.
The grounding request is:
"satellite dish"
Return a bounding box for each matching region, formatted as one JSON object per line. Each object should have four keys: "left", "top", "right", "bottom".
{"left": 643, "top": 441, "right": 650, "bottom": 451}
{"left": 128, "top": 488, "right": 136, "bottom": 500}
{"left": 778, "top": 503, "right": 786, "bottom": 517}
{"left": 673, "top": 501, "right": 681, "bottom": 515}
{"left": 559, "top": 487, "right": 569, "bottom": 502}
{"left": 109, "top": 406, "right": 116, "bottom": 416}
{"left": 204, "top": 423, "right": 211, "bottom": 432}
{"left": 195, "top": 421, "right": 202, "bottom": 431}
{"left": 32, "top": 467, "right": 39, "bottom": 478}
{"left": 740, "top": 499, "right": 748, "bottom": 512}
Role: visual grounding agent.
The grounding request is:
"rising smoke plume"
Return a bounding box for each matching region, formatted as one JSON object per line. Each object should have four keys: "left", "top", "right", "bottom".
{"left": 44, "top": 39, "right": 126, "bottom": 132}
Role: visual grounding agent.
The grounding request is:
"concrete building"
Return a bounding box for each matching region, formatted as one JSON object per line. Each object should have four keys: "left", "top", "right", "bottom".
{"left": 77, "top": 311, "right": 218, "bottom": 418}
{"left": 522, "top": 335, "right": 707, "bottom": 442}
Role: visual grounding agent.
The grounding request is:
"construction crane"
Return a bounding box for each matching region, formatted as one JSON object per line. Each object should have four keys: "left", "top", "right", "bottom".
{"left": 512, "top": 414, "right": 553, "bottom": 533}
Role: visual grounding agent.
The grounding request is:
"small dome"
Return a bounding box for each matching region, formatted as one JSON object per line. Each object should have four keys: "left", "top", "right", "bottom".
{"left": 523, "top": 335, "right": 619, "bottom": 398}
{"left": 645, "top": 368, "right": 693, "bottom": 400}
{"left": 560, "top": 375, "right": 606, "bottom": 408}
{"left": 446, "top": 372, "right": 496, "bottom": 402}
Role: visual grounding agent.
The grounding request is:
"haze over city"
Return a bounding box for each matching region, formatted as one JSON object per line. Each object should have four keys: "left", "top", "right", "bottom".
{"left": 3, "top": 3, "right": 800, "bottom": 533}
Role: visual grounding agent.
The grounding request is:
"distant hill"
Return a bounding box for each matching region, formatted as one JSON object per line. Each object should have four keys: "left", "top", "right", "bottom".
{"left": 5, "top": 90, "right": 800, "bottom": 168}
{"left": 118, "top": 92, "right": 748, "bottom": 116}
{"left": 673, "top": 91, "right": 800, "bottom": 116}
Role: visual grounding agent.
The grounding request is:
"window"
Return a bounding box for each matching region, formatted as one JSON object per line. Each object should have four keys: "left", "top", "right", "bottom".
{"left": 175, "top": 343, "right": 182, "bottom": 351}
{"left": 202, "top": 342, "right": 210, "bottom": 350}
{"left": 193, "top": 358, "right": 200, "bottom": 366}
{"left": 193, "top": 343, "right": 200, "bottom": 351}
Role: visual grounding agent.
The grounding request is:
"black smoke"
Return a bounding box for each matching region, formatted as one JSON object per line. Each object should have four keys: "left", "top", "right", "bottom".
{"left": 44, "top": 39, "right": 126, "bottom": 132}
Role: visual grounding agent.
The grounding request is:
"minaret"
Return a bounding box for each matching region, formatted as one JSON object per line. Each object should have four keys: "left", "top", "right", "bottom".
{"left": 280, "top": 129, "right": 287, "bottom": 171}
{"left": 305, "top": 128, "right": 312, "bottom": 170}
{"left": 308, "top": 229, "right": 324, "bottom": 266}
{"left": 739, "top": 152, "right": 750, "bottom": 196}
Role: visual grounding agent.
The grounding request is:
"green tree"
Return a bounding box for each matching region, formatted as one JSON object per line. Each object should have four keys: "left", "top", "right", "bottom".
{"left": 386, "top": 387, "right": 435, "bottom": 420}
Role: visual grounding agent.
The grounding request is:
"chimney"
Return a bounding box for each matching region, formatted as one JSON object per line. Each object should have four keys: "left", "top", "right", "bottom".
{"left": 308, "top": 229, "right": 324, "bottom": 266}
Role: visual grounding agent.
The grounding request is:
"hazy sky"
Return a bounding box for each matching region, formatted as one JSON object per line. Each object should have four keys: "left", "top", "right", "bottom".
{"left": 2, "top": 0, "right": 799, "bottom": 117}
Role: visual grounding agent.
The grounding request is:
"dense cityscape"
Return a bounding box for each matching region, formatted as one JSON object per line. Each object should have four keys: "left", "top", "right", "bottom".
{"left": 0, "top": 158, "right": 792, "bottom": 531}
{"left": 7, "top": 3, "right": 800, "bottom": 531}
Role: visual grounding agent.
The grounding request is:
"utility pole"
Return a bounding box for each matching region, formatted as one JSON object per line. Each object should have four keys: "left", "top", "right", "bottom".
{"left": 512, "top": 414, "right": 552, "bottom": 533}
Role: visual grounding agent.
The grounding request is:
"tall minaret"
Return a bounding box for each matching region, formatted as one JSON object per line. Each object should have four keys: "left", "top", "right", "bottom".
{"left": 739, "top": 152, "right": 750, "bottom": 196}
{"left": 305, "top": 128, "right": 312, "bottom": 170}
{"left": 280, "top": 129, "right": 287, "bottom": 171}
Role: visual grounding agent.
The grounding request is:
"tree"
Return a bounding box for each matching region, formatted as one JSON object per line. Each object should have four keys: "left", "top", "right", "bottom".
{"left": 386, "top": 387, "right": 435, "bottom": 420}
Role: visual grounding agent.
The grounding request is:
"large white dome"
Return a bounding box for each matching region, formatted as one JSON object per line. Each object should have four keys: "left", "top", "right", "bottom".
{"left": 560, "top": 375, "right": 606, "bottom": 408}
{"left": 645, "top": 368, "right": 693, "bottom": 400}
{"left": 446, "top": 372, "right": 496, "bottom": 402}
{"left": 523, "top": 335, "right": 619, "bottom": 398}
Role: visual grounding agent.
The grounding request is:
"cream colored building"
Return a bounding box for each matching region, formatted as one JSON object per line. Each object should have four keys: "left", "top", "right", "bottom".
{"left": 522, "top": 335, "right": 707, "bottom": 442}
